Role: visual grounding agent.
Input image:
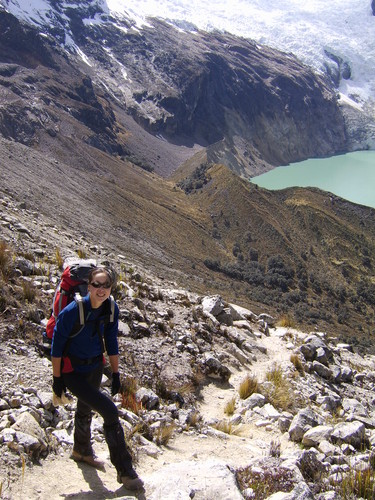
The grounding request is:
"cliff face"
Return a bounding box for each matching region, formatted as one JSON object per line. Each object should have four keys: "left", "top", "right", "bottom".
{"left": 0, "top": 8, "right": 347, "bottom": 177}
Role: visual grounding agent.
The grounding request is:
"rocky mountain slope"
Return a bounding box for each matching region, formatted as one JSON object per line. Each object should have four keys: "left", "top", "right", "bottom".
{"left": 2, "top": 132, "right": 375, "bottom": 350}
{"left": 0, "top": 6, "right": 348, "bottom": 178}
{"left": 1, "top": 2, "right": 375, "bottom": 346}
{"left": 2, "top": 186, "right": 375, "bottom": 499}
{"left": 1, "top": 3, "right": 375, "bottom": 498}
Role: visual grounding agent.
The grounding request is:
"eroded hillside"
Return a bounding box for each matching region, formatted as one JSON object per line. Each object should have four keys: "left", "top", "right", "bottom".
{"left": 2, "top": 136, "right": 375, "bottom": 351}
{"left": 0, "top": 9, "right": 347, "bottom": 178}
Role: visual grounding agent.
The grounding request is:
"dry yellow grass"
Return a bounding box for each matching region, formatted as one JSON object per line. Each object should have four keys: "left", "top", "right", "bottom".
{"left": 238, "top": 374, "right": 259, "bottom": 400}
{"left": 224, "top": 397, "right": 236, "bottom": 416}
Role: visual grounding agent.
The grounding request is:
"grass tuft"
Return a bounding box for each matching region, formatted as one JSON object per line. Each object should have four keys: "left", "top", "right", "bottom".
{"left": 154, "top": 423, "right": 176, "bottom": 446}
{"left": 77, "top": 248, "right": 87, "bottom": 259}
{"left": 238, "top": 374, "right": 259, "bottom": 400}
{"left": 120, "top": 377, "right": 143, "bottom": 415}
{"left": 277, "top": 314, "right": 296, "bottom": 328}
{"left": 224, "top": 397, "right": 236, "bottom": 416}
{"left": 263, "top": 363, "right": 295, "bottom": 411}
{"left": 22, "top": 281, "right": 36, "bottom": 302}
{"left": 0, "top": 240, "right": 11, "bottom": 279}
{"left": 236, "top": 464, "right": 295, "bottom": 499}
{"left": 290, "top": 353, "right": 305, "bottom": 375}
{"left": 339, "top": 468, "right": 375, "bottom": 500}
{"left": 187, "top": 411, "right": 201, "bottom": 428}
{"left": 211, "top": 420, "right": 241, "bottom": 435}
{"left": 269, "top": 440, "right": 281, "bottom": 458}
{"left": 55, "top": 248, "right": 63, "bottom": 269}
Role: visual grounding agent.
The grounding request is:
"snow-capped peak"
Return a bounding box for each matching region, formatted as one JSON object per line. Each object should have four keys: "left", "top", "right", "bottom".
{"left": 2, "top": 0, "right": 375, "bottom": 108}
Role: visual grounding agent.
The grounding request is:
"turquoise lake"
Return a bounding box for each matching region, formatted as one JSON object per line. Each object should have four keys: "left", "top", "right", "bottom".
{"left": 251, "top": 151, "right": 375, "bottom": 209}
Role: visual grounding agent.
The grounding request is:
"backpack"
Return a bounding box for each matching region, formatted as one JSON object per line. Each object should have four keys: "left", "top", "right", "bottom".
{"left": 43, "top": 258, "right": 117, "bottom": 356}
{"left": 44, "top": 259, "right": 97, "bottom": 342}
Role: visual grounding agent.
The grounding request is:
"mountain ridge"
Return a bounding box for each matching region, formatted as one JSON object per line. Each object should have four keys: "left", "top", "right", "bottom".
{"left": 0, "top": 6, "right": 348, "bottom": 177}
{"left": 2, "top": 133, "right": 375, "bottom": 350}
{"left": 0, "top": 3, "right": 374, "bottom": 348}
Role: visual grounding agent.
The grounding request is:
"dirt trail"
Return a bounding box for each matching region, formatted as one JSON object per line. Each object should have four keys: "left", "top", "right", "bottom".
{"left": 5, "top": 328, "right": 301, "bottom": 499}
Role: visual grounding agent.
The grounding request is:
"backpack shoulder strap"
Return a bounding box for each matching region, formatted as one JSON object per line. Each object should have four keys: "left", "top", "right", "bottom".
{"left": 75, "top": 293, "right": 85, "bottom": 326}
{"left": 109, "top": 295, "right": 115, "bottom": 323}
{"left": 62, "top": 297, "right": 87, "bottom": 357}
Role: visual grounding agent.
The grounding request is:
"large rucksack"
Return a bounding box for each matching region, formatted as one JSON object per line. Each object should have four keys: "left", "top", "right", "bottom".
{"left": 42, "top": 259, "right": 112, "bottom": 353}
{"left": 45, "top": 259, "right": 97, "bottom": 342}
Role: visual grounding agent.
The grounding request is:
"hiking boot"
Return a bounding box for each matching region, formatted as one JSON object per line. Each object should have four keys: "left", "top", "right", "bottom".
{"left": 117, "top": 471, "right": 144, "bottom": 491}
{"left": 71, "top": 450, "right": 105, "bottom": 470}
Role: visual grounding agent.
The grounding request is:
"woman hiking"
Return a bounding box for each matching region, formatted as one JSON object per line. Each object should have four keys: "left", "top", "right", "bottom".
{"left": 51, "top": 265, "right": 144, "bottom": 492}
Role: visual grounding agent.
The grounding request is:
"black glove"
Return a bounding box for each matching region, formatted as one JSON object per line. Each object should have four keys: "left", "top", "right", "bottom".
{"left": 53, "top": 376, "right": 65, "bottom": 398}
{"left": 111, "top": 372, "right": 121, "bottom": 396}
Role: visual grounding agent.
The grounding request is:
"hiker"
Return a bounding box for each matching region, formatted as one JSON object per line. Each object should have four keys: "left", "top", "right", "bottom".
{"left": 51, "top": 265, "right": 144, "bottom": 491}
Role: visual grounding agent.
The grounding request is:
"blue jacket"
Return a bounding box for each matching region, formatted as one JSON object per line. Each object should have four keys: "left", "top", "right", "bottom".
{"left": 51, "top": 294, "right": 119, "bottom": 373}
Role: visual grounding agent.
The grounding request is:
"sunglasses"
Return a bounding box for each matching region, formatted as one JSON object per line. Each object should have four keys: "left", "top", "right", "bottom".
{"left": 90, "top": 281, "right": 112, "bottom": 289}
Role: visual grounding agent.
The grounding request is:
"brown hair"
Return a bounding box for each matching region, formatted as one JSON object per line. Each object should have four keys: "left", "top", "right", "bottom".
{"left": 88, "top": 266, "right": 116, "bottom": 286}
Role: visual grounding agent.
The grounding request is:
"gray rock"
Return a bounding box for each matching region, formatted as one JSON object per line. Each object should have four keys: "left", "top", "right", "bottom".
{"left": 14, "top": 257, "right": 34, "bottom": 275}
{"left": 300, "top": 335, "right": 333, "bottom": 364}
{"left": 242, "top": 393, "right": 266, "bottom": 410}
{"left": 228, "top": 303, "right": 257, "bottom": 322}
{"left": 331, "top": 421, "right": 366, "bottom": 449}
{"left": 146, "top": 459, "right": 243, "bottom": 499}
{"left": 216, "top": 308, "right": 233, "bottom": 326}
{"left": 298, "top": 448, "right": 329, "bottom": 481}
{"left": 226, "top": 343, "right": 249, "bottom": 364}
{"left": 257, "top": 313, "right": 276, "bottom": 327}
{"left": 279, "top": 415, "right": 293, "bottom": 433}
{"left": 313, "top": 361, "right": 333, "bottom": 380}
{"left": 136, "top": 388, "right": 160, "bottom": 410}
{"left": 302, "top": 425, "right": 334, "bottom": 447}
{"left": 289, "top": 408, "right": 320, "bottom": 443}
{"left": 255, "top": 403, "right": 280, "bottom": 421}
{"left": 202, "top": 295, "right": 225, "bottom": 317}
{"left": 342, "top": 397, "right": 368, "bottom": 417}
{"left": 202, "top": 353, "right": 231, "bottom": 382}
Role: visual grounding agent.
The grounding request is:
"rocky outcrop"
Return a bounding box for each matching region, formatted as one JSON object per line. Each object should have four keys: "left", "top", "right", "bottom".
{"left": 0, "top": 8, "right": 347, "bottom": 178}
{"left": 0, "top": 12, "right": 126, "bottom": 155}
{"left": 79, "top": 17, "right": 347, "bottom": 174}
{"left": 3, "top": 189, "right": 375, "bottom": 498}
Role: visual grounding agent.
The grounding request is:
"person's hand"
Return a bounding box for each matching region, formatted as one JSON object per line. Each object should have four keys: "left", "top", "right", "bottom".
{"left": 53, "top": 376, "right": 65, "bottom": 398}
{"left": 111, "top": 372, "right": 121, "bottom": 396}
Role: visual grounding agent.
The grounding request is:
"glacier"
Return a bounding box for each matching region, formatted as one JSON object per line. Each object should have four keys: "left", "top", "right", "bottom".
{"left": 107, "top": 0, "right": 375, "bottom": 107}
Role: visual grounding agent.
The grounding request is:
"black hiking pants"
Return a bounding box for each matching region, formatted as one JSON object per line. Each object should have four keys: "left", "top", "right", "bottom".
{"left": 63, "top": 363, "right": 135, "bottom": 477}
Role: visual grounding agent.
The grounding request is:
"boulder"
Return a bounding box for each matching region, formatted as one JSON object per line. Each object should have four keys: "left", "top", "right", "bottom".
{"left": 202, "top": 353, "right": 231, "bottom": 382}
{"left": 331, "top": 421, "right": 366, "bottom": 449}
{"left": 202, "top": 295, "right": 225, "bottom": 317}
{"left": 146, "top": 459, "right": 243, "bottom": 500}
{"left": 302, "top": 425, "right": 334, "bottom": 447}
{"left": 289, "top": 408, "right": 320, "bottom": 443}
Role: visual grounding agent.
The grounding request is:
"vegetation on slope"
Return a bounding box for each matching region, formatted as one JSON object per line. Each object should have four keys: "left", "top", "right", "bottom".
{"left": 177, "top": 163, "right": 375, "bottom": 350}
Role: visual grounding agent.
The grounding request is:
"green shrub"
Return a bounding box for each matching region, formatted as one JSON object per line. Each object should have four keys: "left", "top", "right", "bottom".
{"left": 177, "top": 162, "right": 211, "bottom": 194}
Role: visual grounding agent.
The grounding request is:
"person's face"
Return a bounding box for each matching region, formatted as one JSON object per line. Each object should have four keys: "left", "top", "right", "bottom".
{"left": 88, "top": 271, "right": 112, "bottom": 308}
